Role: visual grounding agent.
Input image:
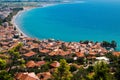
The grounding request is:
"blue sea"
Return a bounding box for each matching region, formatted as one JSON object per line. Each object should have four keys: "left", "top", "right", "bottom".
{"left": 15, "top": 1, "right": 120, "bottom": 49}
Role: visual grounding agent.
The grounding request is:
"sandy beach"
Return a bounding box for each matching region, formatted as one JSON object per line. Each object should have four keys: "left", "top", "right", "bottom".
{"left": 11, "top": 6, "right": 42, "bottom": 38}
{"left": 11, "top": 8, "right": 29, "bottom": 37}
{"left": 11, "top": 3, "right": 59, "bottom": 38}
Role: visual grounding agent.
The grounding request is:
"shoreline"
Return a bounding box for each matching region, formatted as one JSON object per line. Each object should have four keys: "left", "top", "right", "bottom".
{"left": 11, "top": 1, "right": 86, "bottom": 39}
{"left": 11, "top": 7, "right": 36, "bottom": 38}
{"left": 11, "top": 3, "right": 61, "bottom": 38}
{"left": 10, "top": 2, "right": 120, "bottom": 51}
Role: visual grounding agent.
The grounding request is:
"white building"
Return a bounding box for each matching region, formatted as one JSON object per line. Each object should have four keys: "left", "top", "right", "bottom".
{"left": 95, "top": 56, "right": 109, "bottom": 64}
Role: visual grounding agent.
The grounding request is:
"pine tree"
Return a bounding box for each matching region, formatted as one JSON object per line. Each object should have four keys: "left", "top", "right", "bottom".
{"left": 0, "top": 58, "right": 6, "bottom": 70}
{"left": 8, "top": 43, "right": 24, "bottom": 73}
{"left": 93, "top": 61, "right": 112, "bottom": 80}
{"left": 0, "top": 70, "right": 13, "bottom": 80}
{"left": 53, "top": 59, "right": 73, "bottom": 80}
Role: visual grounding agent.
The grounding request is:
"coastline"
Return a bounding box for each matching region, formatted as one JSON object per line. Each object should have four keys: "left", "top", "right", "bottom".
{"left": 11, "top": 7, "right": 36, "bottom": 38}
{"left": 10, "top": 1, "right": 86, "bottom": 40}
{"left": 10, "top": 2, "right": 120, "bottom": 51}
{"left": 11, "top": 3, "right": 61, "bottom": 38}
{"left": 1, "top": 2, "right": 120, "bottom": 80}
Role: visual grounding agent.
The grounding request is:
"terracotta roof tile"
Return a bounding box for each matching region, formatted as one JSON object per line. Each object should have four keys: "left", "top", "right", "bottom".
{"left": 37, "top": 72, "right": 51, "bottom": 80}
{"left": 40, "top": 49, "right": 50, "bottom": 53}
{"left": 76, "top": 52, "right": 85, "bottom": 57}
{"left": 113, "top": 52, "right": 120, "bottom": 56}
{"left": 50, "top": 61, "right": 60, "bottom": 68}
{"left": 15, "top": 72, "right": 40, "bottom": 80}
{"left": 26, "top": 61, "right": 46, "bottom": 68}
{"left": 36, "top": 61, "right": 46, "bottom": 67}
{"left": 23, "top": 51, "right": 36, "bottom": 57}
{"left": 89, "top": 51, "right": 97, "bottom": 55}
{"left": 26, "top": 61, "right": 36, "bottom": 68}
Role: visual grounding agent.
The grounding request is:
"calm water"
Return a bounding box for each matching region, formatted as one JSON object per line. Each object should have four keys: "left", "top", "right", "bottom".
{"left": 15, "top": 1, "right": 120, "bottom": 48}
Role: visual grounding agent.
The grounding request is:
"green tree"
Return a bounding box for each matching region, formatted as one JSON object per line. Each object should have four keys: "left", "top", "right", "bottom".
{"left": 105, "top": 52, "right": 118, "bottom": 67}
{"left": 53, "top": 59, "right": 73, "bottom": 80}
{"left": 111, "top": 40, "right": 117, "bottom": 49}
{"left": 93, "top": 61, "right": 112, "bottom": 80}
{"left": 114, "top": 67, "right": 120, "bottom": 80}
{"left": 101, "top": 41, "right": 111, "bottom": 47}
{"left": 12, "top": 42, "right": 23, "bottom": 52}
{"left": 40, "top": 62, "right": 50, "bottom": 72}
{"left": 0, "top": 58, "right": 6, "bottom": 70}
{"left": 114, "top": 57, "right": 120, "bottom": 80}
{"left": 0, "top": 70, "right": 13, "bottom": 80}
{"left": 8, "top": 43, "right": 23, "bottom": 74}
{"left": 72, "top": 67, "right": 89, "bottom": 80}
{"left": 70, "top": 65, "right": 77, "bottom": 72}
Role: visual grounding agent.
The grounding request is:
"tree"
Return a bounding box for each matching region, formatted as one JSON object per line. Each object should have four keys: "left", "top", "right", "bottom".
{"left": 114, "top": 57, "right": 120, "bottom": 80}
{"left": 53, "top": 59, "right": 73, "bottom": 80}
{"left": 70, "top": 65, "right": 77, "bottom": 72}
{"left": 114, "top": 67, "right": 120, "bottom": 80}
{"left": 101, "top": 41, "right": 117, "bottom": 49}
{"left": 8, "top": 43, "right": 23, "bottom": 74}
{"left": 111, "top": 41, "right": 117, "bottom": 49}
{"left": 101, "top": 41, "right": 111, "bottom": 48}
{"left": 93, "top": 61, "right": 113, "bottom": 80}
{"left": 72, "top": 67, "right": 89, "bottom": 80}
{"left": 105, "top": 52, "right": 117, "bottom": 65}
{"left": 0, "top": 70, "right": 13, "bottom": 80}
{"left": 0, "top": 58, "right": 6, "bottom": 70}
{"left": 40, "top": 62, "right": 50, "bottom": 72}
{"left": 12, "top": 42, "right": 23, "bottom": 52}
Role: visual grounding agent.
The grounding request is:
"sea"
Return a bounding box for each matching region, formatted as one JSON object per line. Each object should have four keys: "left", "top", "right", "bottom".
{"left": 15, "top": 1, "right": 120, "bottom": 49}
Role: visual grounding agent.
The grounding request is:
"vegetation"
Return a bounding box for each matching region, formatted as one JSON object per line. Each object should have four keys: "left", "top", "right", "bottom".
{"left": 1, "top": 47, "right": 120, "bottom": 80}
{"left": 114, "top": 56, "right": 120, "bottom": 80}
{"left": 0, "top": 70, "right": 13, "bottom": 80}
{"left": 0, "top": 40, "right": 120, "bottom": 80}
{"left": 53, "top": 59, "right": 73, "bottom": 80}
{"left": 72, "top": 67, "right": 89, "bottom": 80}
{"left": 101, "top": 41, "right": 117, "bottom": 49}
{"left": 0, "top": 58, "right": 7, "bottom": 70}
{"left": 7, "top": 43, "right": 25, "bottom": 75}
{"left": 1, "top": 2, "right": 119, "bottom": 80}
{"left": 92, "top": 61, "right": 112, "bottom": 80}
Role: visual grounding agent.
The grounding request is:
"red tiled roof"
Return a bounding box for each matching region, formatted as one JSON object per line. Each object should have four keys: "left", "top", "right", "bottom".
{"left": 26, "top": 61, "right": 36, "bottom": 68}
{"left": 113, "top": 52, "right": 120, "bottom": 56}
{"left": 37, "top": 72, "right": 51, "bottom": 80}
{"left": 89, "top": 51, "right": 97, "bottom": 55}
{"left": 76, "top": 52, "right": 85, "bottom": 57}
{"left": 23, "top": 51, "right": 36, "bottom": 57}
{"left": 50, "top": 61, "right": 60, "bottom": 68}
{"left": 15, "top": 72, "right": 40, "bottom": 80}
{"left": 36, "top": 61, "right": 46, "bottom": 67}
{"left": 49, "top": 51, "right": 56, "bottom": 56}
{"left": 26, "top": 61, "right": 46, "bottom": 68}
{"left": 40, "top": 49, "right": 50, "bottom": 53}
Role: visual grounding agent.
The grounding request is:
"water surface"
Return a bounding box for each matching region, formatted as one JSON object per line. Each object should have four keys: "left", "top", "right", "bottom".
{"left": 15, "top": 1, "right": 120, "bottom": 48}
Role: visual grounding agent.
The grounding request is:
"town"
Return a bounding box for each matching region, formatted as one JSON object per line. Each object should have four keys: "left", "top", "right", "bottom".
{"left": 0, "top": 1, "right": 120, "bottom": 80}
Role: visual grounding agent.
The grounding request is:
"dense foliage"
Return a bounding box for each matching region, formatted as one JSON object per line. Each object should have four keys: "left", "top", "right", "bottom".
{"left": 53, "top": 59, "right": 73, "bottom": 80}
